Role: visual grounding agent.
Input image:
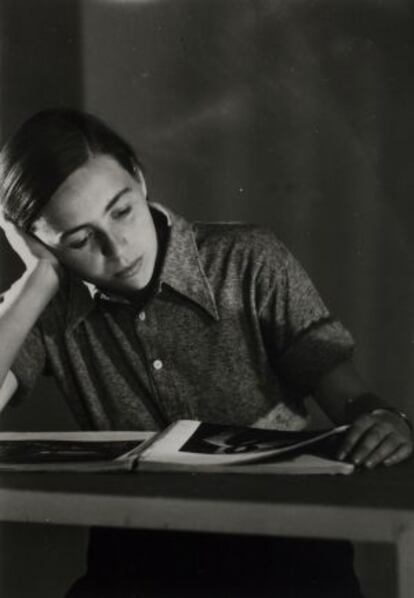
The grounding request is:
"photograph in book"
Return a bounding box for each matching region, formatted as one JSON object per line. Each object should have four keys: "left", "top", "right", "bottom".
{"left": 178, "top": 422, "right": 349, "bottom": 455}
{"left": 0, "top": 431, "right": 154, "bottom": 472}
{"left": 136, "top": 420, "right": 355, "bottom": 474}
{"left": 0, "top": 440, "right": 142, "bottom": 464}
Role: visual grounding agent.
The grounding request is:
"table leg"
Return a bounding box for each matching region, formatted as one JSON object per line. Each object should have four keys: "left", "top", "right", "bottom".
{"left": 397, "top": 525, "right": 414, "bottom": 598}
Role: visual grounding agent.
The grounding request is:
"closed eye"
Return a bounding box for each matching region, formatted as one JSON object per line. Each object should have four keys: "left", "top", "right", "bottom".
{"left": 67, "top": 231, "right": 92, "bottom": 250}
{"left": 111, "top": 205, "right": 132, "bottom": 220}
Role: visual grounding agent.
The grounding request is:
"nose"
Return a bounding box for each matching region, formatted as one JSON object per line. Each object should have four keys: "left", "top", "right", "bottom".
{"left": 99, "top": 231, "right": 126, "bottom": 261}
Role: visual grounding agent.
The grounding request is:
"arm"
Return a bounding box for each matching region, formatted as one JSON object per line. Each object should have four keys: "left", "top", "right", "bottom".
{"left": 255, "top": 234, "right": 412, "bottom": 467}
{"left": 0, "top": 219, "right": 60, "bottom": 410}
{"left": 314, "top": 360, "right": 413, "bottom": 468}
{"left": 0, "top": 371, "right": 18, "bottom": 411}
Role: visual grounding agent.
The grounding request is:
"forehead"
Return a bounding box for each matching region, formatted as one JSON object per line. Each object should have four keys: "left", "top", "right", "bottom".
{"left": 35, "top": 155, "right": 131, "bottom": 233}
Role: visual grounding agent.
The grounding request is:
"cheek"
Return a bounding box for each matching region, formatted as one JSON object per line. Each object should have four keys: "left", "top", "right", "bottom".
{"left": 55, "top": 250, "right": 102, "bottom": 276}
{"left": 141, "top": 214, "right": 158, "bottom": 250}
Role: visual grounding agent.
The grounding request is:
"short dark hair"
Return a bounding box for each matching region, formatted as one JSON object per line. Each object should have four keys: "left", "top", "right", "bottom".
{"left": 0, "top": 108, "right": 142, "bottom": 231}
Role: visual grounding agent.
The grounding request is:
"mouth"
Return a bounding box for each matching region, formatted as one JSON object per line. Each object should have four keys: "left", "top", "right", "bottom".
{"left": 114, "top": 257, "right": 143, "bottom": 279}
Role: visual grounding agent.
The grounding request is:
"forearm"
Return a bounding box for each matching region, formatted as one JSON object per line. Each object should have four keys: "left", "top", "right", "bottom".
{"left": 314, "top": 359, "right": 409, "bottom": 425}
{"left": 313, "top": 360, "right": 371, "bottom": 424}
{"left": 314, "top": 359, "right": 412, "bottom": 467}
{"left": 0, "top": 261, "right": 58, "bottom": 387}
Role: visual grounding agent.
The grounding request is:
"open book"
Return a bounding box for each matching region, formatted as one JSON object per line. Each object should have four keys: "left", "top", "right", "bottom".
{"left": 0, "top": 420, "right": 354, "bottom": 475}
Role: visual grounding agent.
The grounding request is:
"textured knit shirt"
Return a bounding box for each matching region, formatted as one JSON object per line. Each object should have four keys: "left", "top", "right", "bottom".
{"left": 11, "top": 204, "right": 354, "bottom": 432}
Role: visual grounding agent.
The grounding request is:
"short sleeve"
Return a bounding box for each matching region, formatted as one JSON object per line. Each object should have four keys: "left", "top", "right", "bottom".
{"left": 257, "top": 237, "right": 354, "bottom": 394}
{"left": 11, "top": 324, "right": 47, "bottom": 399}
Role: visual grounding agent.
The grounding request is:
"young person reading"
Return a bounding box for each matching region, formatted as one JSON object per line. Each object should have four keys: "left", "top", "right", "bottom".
{"left": 0, "top": 109, "right": 411, "bottom": 597}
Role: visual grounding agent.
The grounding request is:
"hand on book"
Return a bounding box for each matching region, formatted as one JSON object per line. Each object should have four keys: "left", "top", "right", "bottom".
{"left": 337, "top": 410, "right": 413, "bottom": 469}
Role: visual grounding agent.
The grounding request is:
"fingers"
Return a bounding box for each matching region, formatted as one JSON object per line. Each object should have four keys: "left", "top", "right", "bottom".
{"left": 0, "top": 219, "right": 31, "bottom": 260}
{"left": 384, "top": 443, "right": 413, "bottom": 467}
{"left": 0, "top": 215, "right": 17, "bottom": 241}
{"left": 25, "top": 233, "right": 60, "bottom": 267}
{"left": 338, "top": 413, "right": 413, "bottom": 469}
{"left": 0, "top": 220, "right": 49, "bottom": 269}
{"left": 338, "top": 414, "right": 377, "bottom": 461}
{"left": 360, "top": 434, "right": 407, "bottom": 469}
{"left": 0, "top": 210, "right": 7, "bottom": 230}
{"left": 10, "top": 229, "right": 38, "bottom": 269}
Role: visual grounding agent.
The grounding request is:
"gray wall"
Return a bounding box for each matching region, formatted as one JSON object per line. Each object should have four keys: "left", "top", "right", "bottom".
{"left": 1, "top": 0, "right": 413, "bottom": 596}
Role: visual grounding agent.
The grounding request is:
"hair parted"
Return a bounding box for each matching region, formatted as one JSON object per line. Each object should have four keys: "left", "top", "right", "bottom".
{"left": 0, "top": 108, "right": 142, "bottom": 231}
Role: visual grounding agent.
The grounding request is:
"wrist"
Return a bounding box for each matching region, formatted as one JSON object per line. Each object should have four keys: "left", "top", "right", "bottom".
{"left": 31, "top": 259, "right": 61, "bottom": 291}
{"left": 0, "top": 258, "right": 60, "bottom": 324}
{"left": 345, "top": 392, "right": 413, "bottom": 434}
{"left": 345, "top": 392, "right": 388, "bottom": 422}
{"left": 372, "top": 407, "right": 413, "bottom": 436}
{"left": 17, "top": 260, "right": 60, "bottom": 304}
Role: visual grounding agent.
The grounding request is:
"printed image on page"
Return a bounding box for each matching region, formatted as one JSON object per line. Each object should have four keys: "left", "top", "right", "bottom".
{"left": 139, "top": 421, "right": 349, "bottom": 466}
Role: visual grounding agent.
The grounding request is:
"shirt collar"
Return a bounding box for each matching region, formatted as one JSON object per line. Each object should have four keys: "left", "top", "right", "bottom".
{"left": 159, "top": 206, "right": 219, "bottom": 320}
{"left": 66, "top": 202, "right": 219, "bottom": 329}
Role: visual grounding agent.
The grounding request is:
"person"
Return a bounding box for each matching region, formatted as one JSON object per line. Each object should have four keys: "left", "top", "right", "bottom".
{"left": 0, "top": 108, "right": 411, "bottom": 597}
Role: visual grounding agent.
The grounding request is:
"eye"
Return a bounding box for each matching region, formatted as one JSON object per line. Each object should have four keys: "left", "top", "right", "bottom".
{"left": 111, "top": 205, "right": 132, "bottom": 220}
{"left": 68, "top": 238, "right": 88, "bottom": 250}
{"left": 67, "top": 231, "right": 92, "bottom": 250}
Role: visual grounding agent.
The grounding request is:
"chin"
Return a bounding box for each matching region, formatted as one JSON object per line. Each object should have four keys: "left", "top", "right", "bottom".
{"left": 92, "top": 265, "right": 153, "bottom": 294}
{"left": 119, "top": 274, "right": 151, "bottom": 292}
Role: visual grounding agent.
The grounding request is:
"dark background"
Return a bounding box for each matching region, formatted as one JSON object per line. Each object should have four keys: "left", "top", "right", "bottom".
{"left": 0, "top": 0, "right": 412, "bottom": 595}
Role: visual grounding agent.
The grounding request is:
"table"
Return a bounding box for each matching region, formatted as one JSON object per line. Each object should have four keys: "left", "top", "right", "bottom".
{"left": 0, "top": 461, "right": 413, "bottom": 597}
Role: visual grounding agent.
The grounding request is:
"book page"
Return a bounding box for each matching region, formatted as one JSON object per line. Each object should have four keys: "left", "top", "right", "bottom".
{"left": 139, "top": 420, "right": 350, "bottom": 467}
{"left": 139, "top": 453, "right": 354, "bottom": 475}
{"left": 0, "top": 431, "right": 154, "bottom": 471}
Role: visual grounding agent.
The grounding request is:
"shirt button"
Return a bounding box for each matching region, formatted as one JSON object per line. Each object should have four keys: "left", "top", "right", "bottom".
{"left": 138, "top": 311, "right": 146, "bottom": 321}
{"left": 153, "top": 359, "right": 163, "bottom": 371}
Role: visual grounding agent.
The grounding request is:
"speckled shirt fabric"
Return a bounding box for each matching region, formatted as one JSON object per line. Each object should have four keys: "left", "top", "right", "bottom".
{"left": 11, "top": 204, "right": 354, "bottom": 432}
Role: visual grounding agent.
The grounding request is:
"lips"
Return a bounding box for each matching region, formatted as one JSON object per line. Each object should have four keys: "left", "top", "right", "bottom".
{"left": 114, "top": 257, "right": 143, "bottom": 279}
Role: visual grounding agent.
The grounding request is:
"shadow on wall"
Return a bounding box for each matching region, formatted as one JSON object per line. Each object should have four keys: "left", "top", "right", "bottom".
{"left": 0, "top": 0, "right": 83, "bottom": 141}
{"left": 85, "top": 1, "right": 414, "bottom": 416}
{"left": 0, "top": 0, "right": 83, "bottom": 294}
{"left": 0, "top": 4, "right": 85, "bottom": 596}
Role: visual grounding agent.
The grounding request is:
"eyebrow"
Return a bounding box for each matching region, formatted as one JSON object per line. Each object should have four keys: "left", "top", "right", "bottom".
{"left": 60, "top": 187, "right": 132, "bottom": 241}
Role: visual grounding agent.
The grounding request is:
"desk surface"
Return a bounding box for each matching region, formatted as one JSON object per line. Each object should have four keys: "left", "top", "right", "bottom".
{"left": 1, "top": 460, "right": 414, "bottom": 544}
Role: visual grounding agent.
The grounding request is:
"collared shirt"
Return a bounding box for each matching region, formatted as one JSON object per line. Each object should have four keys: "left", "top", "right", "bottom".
{"left": 11, "top": 204, "right": 354, "bottom": 432}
